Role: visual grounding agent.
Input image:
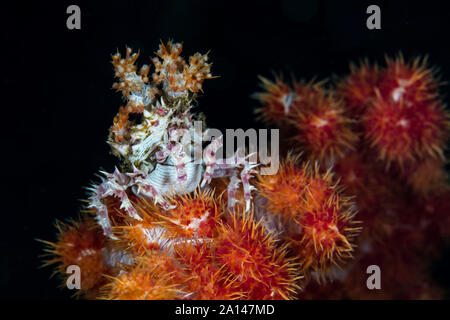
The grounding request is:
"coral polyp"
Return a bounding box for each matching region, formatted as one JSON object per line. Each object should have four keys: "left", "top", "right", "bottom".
{"left": 151, "top": 189, "right": 221, "bottom": 238}
{"left": 363, "top": 92, "right": 448, "bottom": 167}
{"left": 113, "top": 219, "right": 168, "bottom": 256}
{"left": 257, "top": 155, "right": 360, "bottom": 280}
{"left": 40, "top": 216, "right": 110, "bottom": 297}
{"left": 215, "top": 211, "right": 302, "bottom": 300}
{"left": 256, "top": 153, "right": 309, "bottom": 220}
{"left": 253, "top": 76, "right": 295, "bottom": 124}
{"left": 101, "top": 254, "right": 186, "bottom": 300}
{"left": 255, "top": 76, "right": 357, "bottom": 164}
{"left": 336, "top": 60, "right": 380, "bottom": 114}
{"left": 360, "top": 55, "right": 449, "bottom": 168}
{"left": 378, "top": 55, "right": 438, "bottom": 105}
{"left": 289, "top": 92, "right": 358, "bottom": 164}
{"left": 174, "top": 241, "right": 244, "bottom": 300}
{"left": 290, "top": 168, "right": 360, "bottom": 280}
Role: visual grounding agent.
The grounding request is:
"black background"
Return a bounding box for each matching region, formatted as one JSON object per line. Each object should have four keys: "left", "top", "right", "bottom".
{"left": 2, "top": 0, "right": 450, "bottom": 299}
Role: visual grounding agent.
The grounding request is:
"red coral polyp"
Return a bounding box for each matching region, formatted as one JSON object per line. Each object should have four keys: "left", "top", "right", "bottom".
{"left": 253, "top": 76, "right": 295, "bottom": 124}
{"left": 40, "top": 216, "right": 109, "bottom": 296}
{"left": 336, "top": 60, "right": 380, "bottom": 114}
{"left": 257, "top": 153, "right": 309, "bottom": 220}
{"left": 378, "top": 55, "right": 438, "bottom": 105}
{"left": 363, "top": 96, "right": 448, "bottom": 167}
{"left": 215, "top": 211, "right": 302, "bottom": 299}
{"left": 155, "top": 189, "right": 220, "bottom": 238}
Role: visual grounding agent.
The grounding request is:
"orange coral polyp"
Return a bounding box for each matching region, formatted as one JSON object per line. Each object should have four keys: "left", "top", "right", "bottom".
{"left": 174, "top": 242, "right": 243, "bottom": 300}
{"left": 214, "top": 211, "right": 301, "bottom": 299}
{"left": 215, "top": 214, "right": 271, "bottom": 279}
{"left": 298, "top": 206, "right": 351, "bottom": 252}
{"left": 253, "top": 76, "right": 294, "bottom": 124}
{"left": 40, "top": 216, "right": 109, "bottom": 295}
{"left": 155, "top": 189, "right": 220, "bottom": 238}
{"left": 335, "top": 61, "right": 380, "bottom": 113}
{"left": 379, "top": 55, "right": 438, "bottom": 104}
{"left": 364, "top": 97, "right": 448, "bottom": 167}
{"left": 257, "top": 153, "right": 309, "bottom": 220}
{"left": 101, "top": 257, "right": 186, "bottom": 300}
{"left": 259, "top": 156, "right": 360, "bottom": 279}
{"left": 114, "top": 221, "right": 166, "bottom": 255}
{"left": 289, "top": 93, "right": 357, "bottom": 163}
{"left": 290, "top": 202, "right": 357, "bottom": 280}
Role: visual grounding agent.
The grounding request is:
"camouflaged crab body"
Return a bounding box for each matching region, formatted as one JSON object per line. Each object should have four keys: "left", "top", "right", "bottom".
{"left": 88, "top": 42, "right": 260, "bottom": 238}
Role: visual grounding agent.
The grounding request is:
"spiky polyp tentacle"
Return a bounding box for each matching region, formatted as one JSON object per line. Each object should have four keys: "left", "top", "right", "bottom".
{"left": 101, "top": 253, "right": 187, "bottom": 300}
{"left": 174, "top": 241, "right": 244, "bottom": 300}
{"left": 256, "top": 153, "right": 309, "bottom": 220}
{"left": 363, "top": 92, "right": 448, "bottom": 168}
{"left": 288, "top": 165, "right": 361, "bottom": 281}
{"left": 253, "top": 76, "right": 295, "bottom": 124}
{"left": 214, "top": 211, "right": 302, "bottom": 300}
{"left": 40, "top": 216, "right": 110, "bottom": 298}
{"left": 335, "top": 60, "right": 380, "bottom": 114}
{"left": 289, "top": 90, "right": 358, "bottom": 165}
{"left": 110, "top": 205, "right": 173, "bottom": 257}
{"left": 362, "top": 55, "right": 449, "bottom": 169}
{"left": 257, "top": 154, "right": 360, "bottom": 280}
{"left": 148, "top": 188, "right": 221, "bottom": 239}
{"left": 253, "top": 76, "right": 326, "bottom": 125}
{"left": 378, "top": 55, "right": 439, "bottom": 105}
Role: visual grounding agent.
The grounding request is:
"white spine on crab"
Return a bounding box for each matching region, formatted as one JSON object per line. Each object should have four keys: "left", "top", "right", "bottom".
{"left": 201, "top": 135, "right": 223, "bottom": 187}
{"left": 240, "top": 160, "right": 259, "bottom": 212}
{"left": 170, "top": 143, "right": 189, "bottom": 182}
{"left": 211, "top": 148, "right": 247, "bottom": 177}
{"left": 206, "top": 148, "right": 259, "bottom": 212}
{"left": 157, "top": 127, "right": 193, "bottom": 183}
{"left": 227, "top": 175, "right": 241, "bottom": 211}
{"left": 104, "top": 168, "right": 143, "bottom": 221}
{"left": 88, "top": 168, "right": 142, "bottom": 238}
{"left": 89, "top": 192, "right": 114, "bottom": 238}
{"left": 133, "top": 173, "right": 172, "bottom": 210}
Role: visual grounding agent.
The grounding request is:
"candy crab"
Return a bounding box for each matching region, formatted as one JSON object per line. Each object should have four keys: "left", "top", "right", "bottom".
{"left": 88, "top": 41, "right": 260, "bottom": 238}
